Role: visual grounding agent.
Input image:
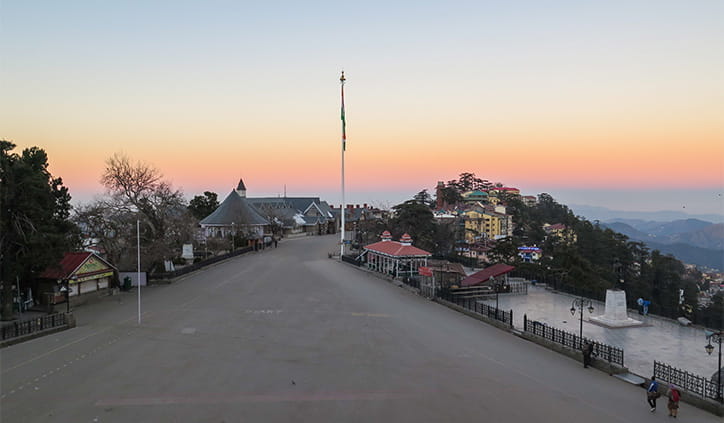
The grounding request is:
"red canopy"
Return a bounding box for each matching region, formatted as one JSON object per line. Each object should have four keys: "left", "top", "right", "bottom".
{"left": 460, "top": 264, "right": 515, "bottom": 287}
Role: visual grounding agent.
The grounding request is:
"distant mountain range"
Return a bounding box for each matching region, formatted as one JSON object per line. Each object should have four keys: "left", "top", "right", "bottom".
{"left": 567, "top": 205, "right": 723, "bottom": 271}
{"left": 569, "top": 205, "right": 724, "bottom": 224}
{"left": 591, "top": 220, "right": 723, "bottom": 272}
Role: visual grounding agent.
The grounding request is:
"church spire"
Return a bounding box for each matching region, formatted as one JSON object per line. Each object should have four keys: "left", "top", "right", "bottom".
{"left": 235, "top": 179, "right": 247, "bottom": 198}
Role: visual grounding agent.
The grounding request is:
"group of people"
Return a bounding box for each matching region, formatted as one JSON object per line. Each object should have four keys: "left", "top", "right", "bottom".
{"left": 647, "top": 376, "right": 681, "bottom": 418}
{"left": 581, "top": 345, "right": 682, "bottom": 417}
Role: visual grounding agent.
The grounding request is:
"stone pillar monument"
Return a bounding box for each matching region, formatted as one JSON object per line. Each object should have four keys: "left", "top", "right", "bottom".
{"left": 590, "top": 289, "right": 643, "bottom": 328}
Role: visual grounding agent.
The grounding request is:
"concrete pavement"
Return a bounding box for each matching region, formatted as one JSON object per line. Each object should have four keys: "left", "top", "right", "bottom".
{"left": 1, "top": 235, "right": 719, "bottom": 422}
{"left": 483, "top": 285, "right": 721, "bottom": 380}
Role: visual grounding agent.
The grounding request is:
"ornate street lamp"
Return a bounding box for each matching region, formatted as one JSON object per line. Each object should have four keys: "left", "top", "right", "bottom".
{"left": 59, "top": 284, "right": 70, "bottom": 313}
{"left": 570, "top": 298, "right": 594, "bottom": 349}
{"left": 705, "top": 329, "right": 722, "bottom": 401}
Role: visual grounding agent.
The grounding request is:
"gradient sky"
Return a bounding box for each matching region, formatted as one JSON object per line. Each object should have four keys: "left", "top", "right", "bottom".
{"left": 1, "top": 1, "right": 722, "bottom": 216}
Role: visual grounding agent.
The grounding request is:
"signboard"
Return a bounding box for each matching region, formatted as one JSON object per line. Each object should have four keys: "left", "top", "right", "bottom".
{"left": 71, "top": 271, "right": 114, "bottom": 284}
{"left": 419, "top": 266, "right": 433, "bottom": 277}
{"left": 77, "top": 256, "right": 109, "bottom": 274}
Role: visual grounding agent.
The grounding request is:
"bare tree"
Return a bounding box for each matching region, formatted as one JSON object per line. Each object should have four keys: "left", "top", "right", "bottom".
{"left": 86, "top": 153, "right": 195, "bottom": 272}
{"left": 74, "top": 201, "right": 135, "bottom": 269}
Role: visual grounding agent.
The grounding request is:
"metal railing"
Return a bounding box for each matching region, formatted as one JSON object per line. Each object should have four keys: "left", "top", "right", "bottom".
{"left": 654, "top": 361, "right": 722, "bottom": 402}
{"left": 1, "top": 313, "right": 68, "bottom": 341}
{"left": 508, "top": 281, "right": 528, "bottom": 295}
{"left": 523, "top": 314, "right": 624, "bottom": 366}
{"left": 151, "top": 246, "right": 253, "bottom": 280}
{"left": 401, "top": 276, "right": 420, "bottom": 289}
{"left": 438, "top": 290, "right": 513, "bottom": 327}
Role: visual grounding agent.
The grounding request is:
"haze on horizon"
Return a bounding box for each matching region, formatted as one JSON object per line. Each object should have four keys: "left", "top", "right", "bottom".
{"left": 1, "top": 1, "right": 722, "bottom": 217}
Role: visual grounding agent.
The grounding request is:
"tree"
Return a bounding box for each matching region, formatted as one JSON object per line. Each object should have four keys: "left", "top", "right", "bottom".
{"left": 97, "top": 153, "right": 192, "bottom": 272}
{"left": 73, "top": 201, "right": 136, "bottom": 270}
{"left": 697, "top": 292, "right": 723, "bottom": 330}
{"left": 436, "top": 185, "right": 462, "bottom": 208}
{"left": 488, "top": 237, "right": 520, "bottom": 264}
{"left": 1, "top": 141, "right": 79, "bottom": 320}
{"left": 390, "top": 200, "right": 436, "bottom": 252}
{"left": 412, "top": 189, "right": 434, "bottom": 207}
{"left": 449, "top": 172, "right": 485, "bottom": 192}
{"left": 188, "top": 191, "right": 219, "bottom": 220}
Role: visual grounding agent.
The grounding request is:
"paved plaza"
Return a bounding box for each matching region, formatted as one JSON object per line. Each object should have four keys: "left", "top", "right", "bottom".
{"left": 3, "top": 236, "right": 720, "bottom": 422}
{"left": 480, "top": 285, "right": 721, "bottom": 380}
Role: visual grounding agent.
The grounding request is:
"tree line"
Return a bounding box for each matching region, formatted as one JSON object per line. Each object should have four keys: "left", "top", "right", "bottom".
{"left": 356, "top": 172, "right": 722, "bottom": 329}
{"left": 0, "top": 142, "right": 228, "bottom": 320}
{"left": 1, "top": 145, "right": 720, "bottom": 329}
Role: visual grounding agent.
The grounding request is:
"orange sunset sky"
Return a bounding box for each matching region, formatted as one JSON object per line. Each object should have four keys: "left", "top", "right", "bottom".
{"left": 1, "top": 1, "right": 722, "bottom": 216}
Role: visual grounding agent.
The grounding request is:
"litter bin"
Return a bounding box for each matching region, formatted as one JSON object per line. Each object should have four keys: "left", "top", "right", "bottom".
{"left": 123, "top": 276, "right": 132, "bottom": 291}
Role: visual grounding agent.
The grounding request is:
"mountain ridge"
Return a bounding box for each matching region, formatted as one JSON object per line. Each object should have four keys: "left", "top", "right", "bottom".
{"left": 570, "top": 204, "right": 723, "bottom": 223}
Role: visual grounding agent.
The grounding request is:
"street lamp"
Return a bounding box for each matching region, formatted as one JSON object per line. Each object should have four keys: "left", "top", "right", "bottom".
{"left": 570, "top": 298, "right": 594, "bottom": 349}
{"left": 59, "top": 284, "right": 70, "bottom": 313}
{"left": 705, "top": 330, "right": 722, "bottom": 401}
{"left": 231, "top": 222, "right": 236, "bottom": 251}
{"left": 490, "top": 276, "right": 503, "bottom": 310}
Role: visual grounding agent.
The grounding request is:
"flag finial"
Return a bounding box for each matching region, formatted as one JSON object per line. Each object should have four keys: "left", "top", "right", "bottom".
{"left": 340, "top": 71, "right": 345, "bottom": 83}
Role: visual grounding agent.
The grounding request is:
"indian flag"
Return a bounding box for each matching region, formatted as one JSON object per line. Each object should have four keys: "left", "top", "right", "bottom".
{"left": 341, "top": 71, "right": 346, "bottom": 151}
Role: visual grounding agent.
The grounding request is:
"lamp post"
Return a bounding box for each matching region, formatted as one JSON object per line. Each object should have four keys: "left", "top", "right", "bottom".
{"left": 231, "top": 222, "right": 236, "bottom": 252}
{"left": 570, "top": 298, "right": 594, "bottom": 349}
{"left": 490, "top": 276, "right": 502, "bottom": 310}
{"left": 705, "top": 330, "right": 722, "bottom": 401}
{"left": 59, "top": 284, "right": 70, "bottom": 313}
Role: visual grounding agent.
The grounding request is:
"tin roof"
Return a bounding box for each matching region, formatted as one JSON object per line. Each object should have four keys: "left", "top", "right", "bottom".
{"left": 364, "top": 240, "right": 432, "bottom": 258}
{"left": 460, "top": 264, "right": 515, "bottom": 287}
{"left": 200, "top": 190, "right": 270, "bottom": 226}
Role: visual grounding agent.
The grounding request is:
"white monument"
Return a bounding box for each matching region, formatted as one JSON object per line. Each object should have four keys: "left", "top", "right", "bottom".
{"left": 590, "top": 289, "right": 643, "bottom": 328}
{"left": 182, "top": 243, "right": 194, "bottom": 264}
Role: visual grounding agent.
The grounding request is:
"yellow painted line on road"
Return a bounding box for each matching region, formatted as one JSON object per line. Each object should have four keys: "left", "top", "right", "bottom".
{"left": 1, "top": 312, "right": 146, "bottom": 374}
{"left": 349, "top": 312, "right": 390, "bottom": 318}
{"left": 95, "top": 391, "right": 419, "bottom": 406}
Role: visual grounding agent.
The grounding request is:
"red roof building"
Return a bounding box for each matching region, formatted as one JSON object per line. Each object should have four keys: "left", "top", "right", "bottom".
{"left": 363, "top": 232, "right": 432, "bottom": 279}
{"left": 460, "top": 263, "right": 515, "bottom": 287}
{"left": 40, "top": 252, "right": 116, "bottom": 299}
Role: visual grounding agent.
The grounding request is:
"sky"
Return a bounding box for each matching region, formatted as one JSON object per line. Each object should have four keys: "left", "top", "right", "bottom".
{"left": 1, "top": 1, "right": 722, "bottom": 217}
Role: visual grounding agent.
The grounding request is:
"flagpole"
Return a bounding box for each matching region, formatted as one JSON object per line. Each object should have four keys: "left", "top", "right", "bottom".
{"left": 340, "top": 70, "right": 346, "bottom": 258}
{"left": 137, "top": 219, "right": 141, "bottom": 325}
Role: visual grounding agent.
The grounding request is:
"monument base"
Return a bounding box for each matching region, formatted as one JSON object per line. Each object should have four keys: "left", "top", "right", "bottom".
{"left": 590, "top": 315, "right": 644, "bottom": 328}
{"left": 590, "top": 289, "right": 643, "bottom": 328}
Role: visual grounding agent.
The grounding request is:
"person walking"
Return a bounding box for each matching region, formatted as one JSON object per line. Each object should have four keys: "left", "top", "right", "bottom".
{"left": 667, "top": 384, "right": 680, "bottom": 418}
{"left": 582, "top": 341, "right": 594, "bottom": 368}
{"left": 646, "top": 376, "right": 660, "bottom": 412}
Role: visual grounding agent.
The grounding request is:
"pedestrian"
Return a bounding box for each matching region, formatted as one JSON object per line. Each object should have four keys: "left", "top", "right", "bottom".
{"left": 646, "top": 376, "right": 660, "bottom": 412}
{"left": 667, "top": 384, "right": 680, "bottom": 418}
{"left": 582, "top": 341, "right": 594, "bottom": 368}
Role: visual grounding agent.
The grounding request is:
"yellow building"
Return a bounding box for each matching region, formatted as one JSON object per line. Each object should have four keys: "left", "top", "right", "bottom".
{"left": 463, "top": 209, "right": 502, "bottom": 242}
{"left": 543, "top": 223, "right": 577, "bottom": 244}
